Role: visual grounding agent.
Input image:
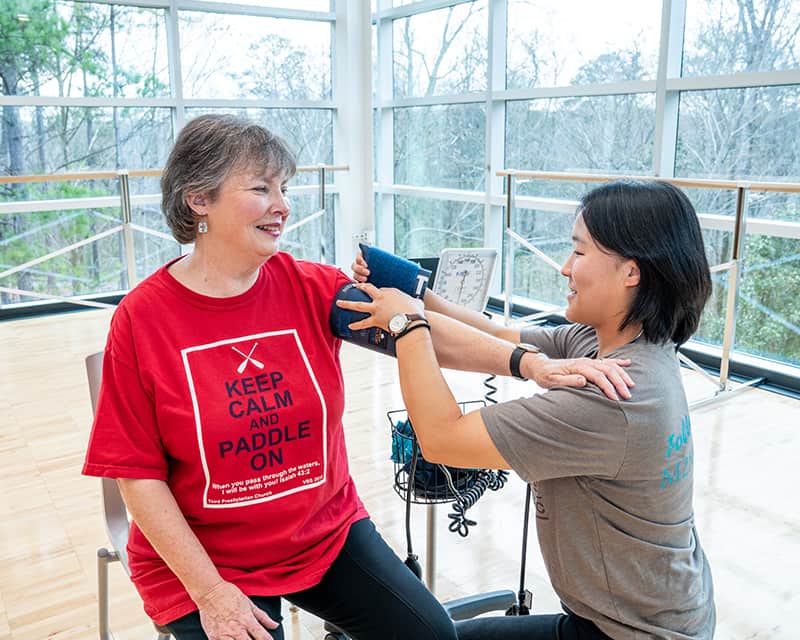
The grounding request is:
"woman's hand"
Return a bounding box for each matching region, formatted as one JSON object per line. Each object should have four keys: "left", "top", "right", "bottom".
{"left": 351, "top": 250, "right": 369, "bottom": 283}
{"left": 524, "top": 355, "right": 633, "bottom": 401}
{"left": 336, "top": 282, "right": 423, "bottom": 331}
{"left": 196, "top": 581, "right": 279, "bottom": 640}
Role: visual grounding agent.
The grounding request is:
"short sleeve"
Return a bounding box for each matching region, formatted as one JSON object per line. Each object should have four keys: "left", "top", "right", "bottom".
{"left": 82, "top": 308, "right": 168, "bottom": 480}
{"left": 481, "top": 385, "right": 627, "bottom": 483}
{"left": 295, "top": 260, "right": 353, "bottom": 338}
{"left": 519, "top": 323, "right": 597, "bottom": 360}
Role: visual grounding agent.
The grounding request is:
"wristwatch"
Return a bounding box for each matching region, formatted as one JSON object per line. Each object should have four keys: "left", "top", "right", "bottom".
{"left": 388, "top": 313, "right": 426, "bottom": 336}
{"left": 509, "top": 343, "right": 541, "bottom": 380}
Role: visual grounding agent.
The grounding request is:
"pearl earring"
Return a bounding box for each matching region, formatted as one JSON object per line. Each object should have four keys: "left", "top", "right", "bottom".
{"left": 197, "top": 220, "right": 208, "bottom": 233}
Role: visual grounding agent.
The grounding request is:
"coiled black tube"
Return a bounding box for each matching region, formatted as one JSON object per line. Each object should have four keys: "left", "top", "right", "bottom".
{"left": 448, "top": 470, "right": 496, "bottom": 537}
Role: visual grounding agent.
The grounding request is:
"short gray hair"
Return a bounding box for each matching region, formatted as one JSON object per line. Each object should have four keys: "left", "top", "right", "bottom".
{"left": 161, "top": 114, "right": 297, "bottom": 244}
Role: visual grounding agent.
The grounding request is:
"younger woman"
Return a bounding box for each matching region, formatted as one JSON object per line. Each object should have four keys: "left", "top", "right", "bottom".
{"left": 341, "top": 181, "right": 716, "bottom": 640}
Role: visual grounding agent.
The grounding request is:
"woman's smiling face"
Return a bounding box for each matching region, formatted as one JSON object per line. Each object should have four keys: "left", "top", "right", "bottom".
{"left": 560, "top": 212, "right": 639, "bottom": 331}
{"left": 192, "top": 167, "right": 291, "bottom": 262}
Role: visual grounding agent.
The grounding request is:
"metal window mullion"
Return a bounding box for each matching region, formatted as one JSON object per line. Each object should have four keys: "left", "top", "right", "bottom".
{"left": 167, "top": 0, "right": 186, "bottom": 132}
{"left": 175, "top": 1, "right": 335, "bottom": 21}
{"left": 653, "top": 0, "right": 685, "bottom": 177}
{"left": 0, "top": 96, "right": 175, "bottom": 108}
{"left": 73, "top": 0, "right": 169, "bottom": 8}
{"left": 384, "top": 184, "right": 486, "bottom": 204}
{"left": 667, "top": 69, "right": 800, "bottom": 92}
{"left": 377, "top": 3, "right": 395, "bottom": 250}
{"left": 496, "top": 80, "right": 657, "bottom": 103}
{"left": 182, "top": 98, "right": 336, "bottom": 109}
{"left": 379, "top": 0, "right": 476, "bottom": 21}
{"left": 485, "top": 0, "right": 506, "bottom": 297}
{"left": 386, "top": 92, "right": 489, "bottom": 108}
{"left": 331, "top": 0, "right": 371, "bottom": 266}
{"left": 318, "top": 166, "right": 327, "bottom": 263}
{"left": 0, "top": 196, "right": 122, "bottom": 215}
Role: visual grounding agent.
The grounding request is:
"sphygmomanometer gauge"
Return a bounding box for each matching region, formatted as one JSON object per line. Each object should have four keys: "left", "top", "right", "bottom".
{"left": 433, "top": 248, "right": 498, "bottom": 313}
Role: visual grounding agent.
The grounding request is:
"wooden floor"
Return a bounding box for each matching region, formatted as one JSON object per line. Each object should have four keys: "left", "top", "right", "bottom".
{"left": 0, "top": 308, "right": 798, "bottom": 640}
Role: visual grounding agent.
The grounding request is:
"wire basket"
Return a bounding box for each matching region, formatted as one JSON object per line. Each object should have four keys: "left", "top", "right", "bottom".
{"left": 388, "top": 401, "right": 487, "bottom": 505}
{"left": 388, "top": 401, "right": 511, "bottom": 537}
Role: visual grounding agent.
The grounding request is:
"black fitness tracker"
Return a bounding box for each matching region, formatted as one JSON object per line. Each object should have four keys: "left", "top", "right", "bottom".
{"left": 509, "top": 343, "right": 541, "bottom": 380}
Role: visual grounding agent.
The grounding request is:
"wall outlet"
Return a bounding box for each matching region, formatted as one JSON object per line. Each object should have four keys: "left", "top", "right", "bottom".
{"left": 352, "top": 230, "right": 374, "bottom": 243}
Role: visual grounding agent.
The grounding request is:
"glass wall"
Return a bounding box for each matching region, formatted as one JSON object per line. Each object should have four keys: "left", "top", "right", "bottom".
{"left": 506, "top": 0, "right": 660, "bottom": 88}
{"left": 373, "top": 0, "right": 800, "bottom": 374}
{"left": 0, "top": 0, "right": 336, "bottom": 309}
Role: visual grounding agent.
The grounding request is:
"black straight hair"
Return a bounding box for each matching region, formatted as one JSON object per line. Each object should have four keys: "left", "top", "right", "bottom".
{"left": 580, "top": 180, "right": 712, "bottom": 346}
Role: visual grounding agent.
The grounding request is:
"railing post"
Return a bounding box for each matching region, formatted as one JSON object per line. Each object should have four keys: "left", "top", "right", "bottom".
{"left": 318, "top": 165, "right": 327, "bottom": 264}
{"left": 718, "top": 186, "right": 749, "bottom": 390}
{"left": 118, "top": 170, "right": 137, "bottom": 289}
{"left": 504, "top": 172, "right": 515, "bottom": 325}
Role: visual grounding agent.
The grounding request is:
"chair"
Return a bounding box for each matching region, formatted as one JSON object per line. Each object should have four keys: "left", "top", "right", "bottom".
{"left": 86, "top": 351, "right": 172, "bottom": 640}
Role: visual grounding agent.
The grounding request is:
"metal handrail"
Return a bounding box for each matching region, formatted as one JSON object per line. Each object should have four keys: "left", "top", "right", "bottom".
{"left": 496, "top": 170, "right": 800, "bottom": 194}
{"left": 497, "top": 170, "right": 800, "bottom": 408}
{"left": 0, "top": 165, "right": 350, "bottom": 185}
{"left": 0, "top": 164, "right": 348, "bottom": 311}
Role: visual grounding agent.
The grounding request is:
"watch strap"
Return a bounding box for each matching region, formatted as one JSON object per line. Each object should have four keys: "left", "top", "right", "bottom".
{"left": 396, "top": 320, "right": 431, "bottom": 340}
{"left": 510, "top": 344, "right": 539, "bottom": 380}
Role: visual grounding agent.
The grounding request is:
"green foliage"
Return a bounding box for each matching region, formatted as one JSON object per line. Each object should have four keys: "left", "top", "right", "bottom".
{"left": 0, "top": 0, "right": 67, "bottom": 94}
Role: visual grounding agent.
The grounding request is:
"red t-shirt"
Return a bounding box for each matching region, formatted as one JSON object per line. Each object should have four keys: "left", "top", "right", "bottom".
{"left": 82, "top": 252, "right": 368, "bottom": 625}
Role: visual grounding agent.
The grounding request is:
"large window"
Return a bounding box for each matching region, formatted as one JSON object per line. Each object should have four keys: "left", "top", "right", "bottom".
{"left": 393, "top": 1, "right": 487, "bottom": 98}
{"left": 506, "top": 94, "right": 655, "bottom": 195}
{"left": 394, "top": 104, "right": 485, "bottom": 190}
{"left": 1, "top": 1, "right": 337, "bottom": 310}
{"left": 683, "top": 0, "right": 800, "bottom": 76}
{"left": 373, "top": 0, "right": 800, "bottom": 381}
{"left": 506, "top": 0, "right": 660, "bottom": 88}
{"left": 2, "top": 0, "right": 800, "bottom": 380}
{"left": 178, "top": 12, "right": 331, "bottom": 100}
{"left": 394, "top": 195, "right": 483, "bottom": 258}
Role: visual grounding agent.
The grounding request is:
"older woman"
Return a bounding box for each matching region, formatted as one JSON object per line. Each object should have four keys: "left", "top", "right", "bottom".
{"left": 82, "top": 114, "right": 461, "bottom": 640}
{"left": 342, "top": 181, "right": 716, "bottom": 640}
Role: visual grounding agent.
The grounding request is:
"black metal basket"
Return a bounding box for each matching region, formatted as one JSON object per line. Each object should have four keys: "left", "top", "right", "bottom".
{"left": 388, "top": 401, "right": 487, "bottom": 505}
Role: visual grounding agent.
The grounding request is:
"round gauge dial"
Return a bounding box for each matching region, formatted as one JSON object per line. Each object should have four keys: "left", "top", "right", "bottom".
{"left": 433, "top": 249, "right": 497, "bottom": 312}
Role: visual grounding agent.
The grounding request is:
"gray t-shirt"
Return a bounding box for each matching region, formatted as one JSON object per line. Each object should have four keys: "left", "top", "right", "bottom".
{"left": 481, "top": 323, "right": 715, "bottom": 639}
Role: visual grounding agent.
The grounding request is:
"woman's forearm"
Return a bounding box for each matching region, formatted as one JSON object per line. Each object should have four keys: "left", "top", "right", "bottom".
{"left": 117, "top": 478, "right": 223, "bottom": 603}
{"left": 428, "top": 311, "right": 519, "bottom": 374}
{"left": 395, "top": 327, "right": 510, "bottom": 469}
{"left": 424, "top": 290, "right": 520, "bottom": 342}
{"left": 396, "top": 329, "right": 466, "bottom": 457}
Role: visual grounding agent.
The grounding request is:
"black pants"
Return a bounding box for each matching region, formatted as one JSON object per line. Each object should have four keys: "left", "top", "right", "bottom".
{"left": 166, "top": 518, "right": 456, "bottom": 640}
{"left": 455, "top": 607, "right": 613, "bottom": 640}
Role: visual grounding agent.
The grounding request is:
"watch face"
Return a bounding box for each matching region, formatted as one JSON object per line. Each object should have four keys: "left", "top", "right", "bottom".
{"left": 389, "top": 313, "right": 407, "bottom": 334}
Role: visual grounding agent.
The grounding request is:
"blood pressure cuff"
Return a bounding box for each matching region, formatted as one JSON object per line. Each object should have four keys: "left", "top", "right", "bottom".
{"left": 360, "top": 243, "right": 431, "bottom": 299}
{"left": 330, "top": 282, "right": 397, "bottom": 357}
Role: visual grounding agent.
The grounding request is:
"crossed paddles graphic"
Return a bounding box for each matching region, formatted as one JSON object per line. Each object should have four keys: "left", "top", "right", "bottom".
{"left": 231, "top": 343, "right": 264, "bottom": 374}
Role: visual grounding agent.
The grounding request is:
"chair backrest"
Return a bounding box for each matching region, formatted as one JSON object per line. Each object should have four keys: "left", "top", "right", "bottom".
{"left": 85, "top": 351, "right": 131, "bottom": 572}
